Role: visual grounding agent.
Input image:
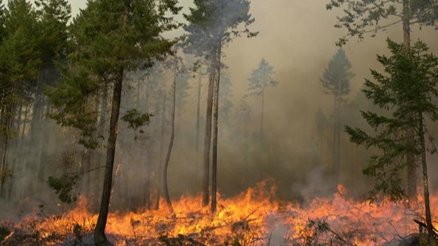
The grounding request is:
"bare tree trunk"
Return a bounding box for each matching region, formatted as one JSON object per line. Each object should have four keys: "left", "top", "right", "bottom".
{"left": 202, "top": 49, "right": 216, "bottom": 207}
{"left": 0, "top": 120, "right": 10, "bottom": 197}
{"left": 94, "top": 69, "right": 124, "bottom": 246}
{"left": 156, "top": 92, "right": 167, "bottom": 211}
{"left": 402, "top": 0, "right": 417, "bottom": 202}
{"left": 332, "top": 96, "right": 341, "bottom": 183}
{"left": 160, "top": 93, "right": 166, "bottom": 163}
{"left": 260, "top": 88, "right": 264, "bottom": 141}
{"left": 0, "top": 106, "right": 13, "bottom": 197}
{"left": 93, "top": 87, "right": 109, "bottom": 210}
{"left": 163, "top": 55, "right": 178, "bottom": 213}
{"left": 196, "top": 75, "right": 202, "bottom": 153}
{"left": 21, "top": 105, "right": 30, "bottom": 139}
{"left": 419, "top": 112, "right": 433, "bottom": 242}
{"left": 211, "top": 43, "right": 221, "bottom": 213}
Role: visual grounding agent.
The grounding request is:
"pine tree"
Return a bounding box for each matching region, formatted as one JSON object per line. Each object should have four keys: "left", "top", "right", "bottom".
{"left": 0, "top": 0, "right": 41, "bottom": 196}
{"left": 247, "top": 58, "right": 277, "bottom": 140}
{"left": 32, "top": 0, "right": 71, "bottom": 192}
{"left": 327, "top": 0, "right": 438, "bottom": 201}
{"left": 48, "top": 0, "right": 180, "bottom": 244}
{"left": 320, "top": 49, "right": 353, "bottom": 183}
{"left": 346, "top": 39, "right": 438, "bottom": 242}
{"left": 35, "top": 0, "right": 70, "bottom": 65}
{"left": 184, "top": 0, "right": 256, "bottom": 212}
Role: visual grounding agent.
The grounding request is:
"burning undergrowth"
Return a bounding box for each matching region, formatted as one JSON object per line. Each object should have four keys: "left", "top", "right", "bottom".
{"left": 1, "top": 183, "right": 437, "bottom": 245}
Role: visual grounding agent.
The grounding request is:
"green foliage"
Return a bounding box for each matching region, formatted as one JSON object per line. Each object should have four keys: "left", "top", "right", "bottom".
{"left": 35, "top": 0, "right": 71, "bottom": 65}
{"left": 122, "top": 109, "right": 152, "bottom": 130}
{"left": 247, "top": 58, "right": 277, "bottom": 97}
{"left": 48, "top": 0, "right": 181, "bottom": 148}
{"left": 47, "top": 174, "right": 79, "bottom": 204}
{"left": 321, "top": 49, "right": 353, "bottom": 98}
{"left": 346, "top": 39, "right": 438, "bottom": 200}
{"left": 327, "top": 0, "right": 438, "bottom": 45}
{"left": 184, "top": 0, "right": 256, "bottom": 57}
{"left": 0, "top": 0, "right": 41, "bottom": 88}
{"left": 0, "top": 0, "right": 42, "bottom": 145}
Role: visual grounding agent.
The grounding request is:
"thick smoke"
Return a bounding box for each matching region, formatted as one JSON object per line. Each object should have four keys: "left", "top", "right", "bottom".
{"left": 2, "top": 0, "right": 438, "bottom": 217}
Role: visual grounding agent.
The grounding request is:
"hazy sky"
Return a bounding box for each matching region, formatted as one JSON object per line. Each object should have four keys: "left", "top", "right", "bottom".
{"left": 68, "top": 0, "right": 87, "bottom": 15}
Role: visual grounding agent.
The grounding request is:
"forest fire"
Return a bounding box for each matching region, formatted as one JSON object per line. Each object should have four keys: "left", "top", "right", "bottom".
{"left": 2, "top": 184, "right": 436, "bottom": 245}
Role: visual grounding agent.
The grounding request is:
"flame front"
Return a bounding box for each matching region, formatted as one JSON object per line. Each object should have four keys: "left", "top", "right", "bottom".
{"left": 18, "top": 184, "right": 438, "bottom": 245}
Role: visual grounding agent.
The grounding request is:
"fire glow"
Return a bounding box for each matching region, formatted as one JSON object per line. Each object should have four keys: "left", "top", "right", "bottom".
{"left": 8, "top": 184, "right": 438, "bottom": 245}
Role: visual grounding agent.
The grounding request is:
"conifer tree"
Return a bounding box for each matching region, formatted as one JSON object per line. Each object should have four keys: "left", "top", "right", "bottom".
{"left": 247, "top": 58, "right": 277, "bottom": 140}
{"left": 321, "top": 49, "right": 353, "bottom": 183}
{"left": 184, "top": 0, "right": 256, "bottom": 212}
{"left": 346, "top": 39, "right": 438, "bottom": 241}
{"left": 48, "top": 0, "right": 180, "bottom": 244}
{"left": 327, "top": 0, "right": 438, "bottom": 200}
{"left": 0, "top": 0, "right": 41, "bottom": 195}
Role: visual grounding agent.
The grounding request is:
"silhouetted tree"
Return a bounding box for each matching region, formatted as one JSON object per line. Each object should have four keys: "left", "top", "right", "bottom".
{"left": 321, "top": 49, "right": 353, "bottom": 183}
{"left": 247, "top": 58, "right": 277, "bottom": 140}
{"left": 184, "top": 0, "right": 256, "bottom": 212}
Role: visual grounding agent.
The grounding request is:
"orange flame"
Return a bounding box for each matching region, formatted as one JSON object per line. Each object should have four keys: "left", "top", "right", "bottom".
{"left": 15, "top": 184, "right": 438, "bottom": 245}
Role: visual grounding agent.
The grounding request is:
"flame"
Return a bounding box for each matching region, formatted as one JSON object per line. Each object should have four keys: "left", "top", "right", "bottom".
{"left": 11, "top": 184, "right": 438, "bottom": 245}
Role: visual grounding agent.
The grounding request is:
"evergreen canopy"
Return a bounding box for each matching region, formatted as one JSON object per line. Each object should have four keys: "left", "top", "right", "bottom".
{"left": 346, "top": 39, "right": 438, "bottom": 200}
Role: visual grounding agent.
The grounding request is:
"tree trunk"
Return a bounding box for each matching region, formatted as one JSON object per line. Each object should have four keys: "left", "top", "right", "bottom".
{"left": 211, "top": 43, "right": 221, "bottom": 213}
{"left": 194, "top": 73, "right": 202, "bottom": 191}
{"left": 260, "top": 88, "right": 265, "bottom": 141}
{"left": 332, "top": 96, "right": 341, "bottom": 183}
{"left": 163, "top": 55, "right": 178, "bottom": 213}
{"left": 196, "top": 75, "right": 202, "bottom": 153}
{"left": 0, "top": 106, "right": 13, "bottom": 197}
{"left": 94, "top": 69, "right": 124, "bottom": 246}
{"left": 402, "top": 0, "right": 417, "bottom": 202}
{"left": 93, "top": 87, "right": 109, "bottom": 210}
{"left": 21, "top": 105, "right": 30, "bottom": 139}
{"left": 202, "top": 49, "right": 216, "bottom": 207}
{"left": 156, "top": 92, "right": 167, "bottom": 211}
{"left": 419, "top": 112, "right": 433, "bottom": 242}
{"left": 160, "top": 93, "right": 166, "bottom": 163}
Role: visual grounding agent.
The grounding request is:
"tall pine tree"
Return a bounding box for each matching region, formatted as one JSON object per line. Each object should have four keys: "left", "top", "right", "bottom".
{"left": 320, "top": 49, "right": 353, "bottom": 183}
{"left": 0, "top": 0, "right": 41, "bottom": 196}
{"left": 184, "top": 0, "right": 256, "bottom": 212}
{"left": 247, "top": 58, "right": 277, "bottom": 141}
{"left": 346, "top": 39, "right": 438, "bottom": 242}
{"left": 327, "top": 0, "right": 438, "bottom": 201}
{"left": 48, "top": 0, "right": 180, "bottom": 244}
